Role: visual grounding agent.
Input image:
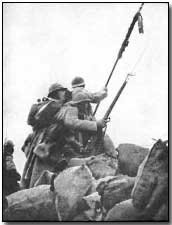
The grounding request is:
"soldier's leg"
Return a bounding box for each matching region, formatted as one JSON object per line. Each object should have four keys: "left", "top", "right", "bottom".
{"left": 29, "top": 157, "right": 54, "bottom": 188}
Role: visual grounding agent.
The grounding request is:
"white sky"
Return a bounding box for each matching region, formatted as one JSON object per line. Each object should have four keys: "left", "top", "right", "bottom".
{"left": 3, "top": 3, "right": 168, "bottom": 173}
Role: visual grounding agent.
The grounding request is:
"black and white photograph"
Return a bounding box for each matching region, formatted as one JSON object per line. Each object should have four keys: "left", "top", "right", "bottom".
{"left": 2, "top": 2, "right": 169, "bottom": 222}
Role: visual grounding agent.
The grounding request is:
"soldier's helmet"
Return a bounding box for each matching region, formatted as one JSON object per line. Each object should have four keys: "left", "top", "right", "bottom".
{"left": 71, "top": 76, "right": 85, "bottom": 88}
{"left": 4, "top": 140, "right": 14, "bottom": 148}
{"left": 3, "top": 140, "right": 14, "bottom": 154}
{"left": 48, "top": 83, "right": 66, "bottom": 97}
{"left": 72, "top": 91, "right": 91, "bottom": 104}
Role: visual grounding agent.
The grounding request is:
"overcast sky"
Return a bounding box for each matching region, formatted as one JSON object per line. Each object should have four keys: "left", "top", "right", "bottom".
{"left": 3, "top": 3, "right": 168, "bottom": 173}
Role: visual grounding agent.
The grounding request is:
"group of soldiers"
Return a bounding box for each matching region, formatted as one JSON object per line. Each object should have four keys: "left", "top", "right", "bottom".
{"left": 4, "top": 76, "right": 118, "bottom": 193}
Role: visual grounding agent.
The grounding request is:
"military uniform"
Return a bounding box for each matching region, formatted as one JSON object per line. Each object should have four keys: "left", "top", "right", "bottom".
{"left": 3, "top": 140, "right": 21, "bottom": 196}
{"left": 21, "top": 133, "right": 34, "bottom": 158}
{"left": 21, "top": 83, "right": 69, "bottom": 188}
{"left": 27, "top": 98, "right": 63, "bottom": 130}
{"left": 71, "top": 76, "right": 107, "bottom": 103}
{"left": 57, "top": 103, "right": 97, "bottom": 149}
{"left": 56, "top": 91, "right": 118, "bottom": 161}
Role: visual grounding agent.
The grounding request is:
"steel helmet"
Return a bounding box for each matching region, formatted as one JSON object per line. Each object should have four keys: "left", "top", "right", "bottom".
{"left": 48, "top": 83, "right": 66, "bottom": 97}
{"left": 4, "top": 140, "right": 14, "bottom": 148}
{"left": 71, "top": 76, "right": 85, "bottom": 88}
{"left": 4, "top": 140, "right": 14, "bottom": 154}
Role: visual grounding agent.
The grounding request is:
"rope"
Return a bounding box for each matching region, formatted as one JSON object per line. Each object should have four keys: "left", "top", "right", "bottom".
{"left": 130, "top": 45, "right": 148, "bottom": 73}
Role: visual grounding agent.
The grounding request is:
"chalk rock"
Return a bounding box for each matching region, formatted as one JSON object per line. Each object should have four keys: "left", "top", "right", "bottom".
{"left": 74, "top": 192, "right": 102, "bottom": 221}
{"left": 86, "top": 153, "right": 118, "bottom": 179}
{"left": 97, "top": 175, "right": 135, "bottom": 210}
{"left": 53, "top": 165, "right": 93, "bottom": 221}
{"left": 105, "top": 199, "right": 142, "bottom": 221}
{"left": 117, "top": 143, "right": 149, "bottom": 177}
{"left": 4, "top": 185, "right": 57, "bottom": 221}
{"left": 132, "top": 140, "right": 168, "bottom": 218}
{"left": 153, "top": 203, "right": 168, "bottom": 221}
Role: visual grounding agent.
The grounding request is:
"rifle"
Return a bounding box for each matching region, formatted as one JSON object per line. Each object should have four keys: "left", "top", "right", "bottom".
{"left": 93, "top": 3, "right": 144, "bottom": 116}
{"left": 20, "top": 130, "right": 46, "bottom": 189}
{"left": 103, "top": 73, "right": 134, "bottom": 123}
{"left": 85, "top": 73, "right": 134, "bottom": 155}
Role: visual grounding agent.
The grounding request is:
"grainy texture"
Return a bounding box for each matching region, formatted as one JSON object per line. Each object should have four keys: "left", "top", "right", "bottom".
{"left": 153, "top": 203, "right": 168, "bottom": 221}
{"left": 86, "top": 153, "right": 118, "bottom": 179}
{"left": 117, "top": 143, "right": 149, "bottom": 176}
{"left": 34, "top": 170, "right": 55, "bottom": 186}
{"left": 97, "top": 175, "right": 135, "bottom": 210}
{"left": 132, "top": 140, "right": 168, "bottom": 220}
{"left": 53, "top": 165, "right": 93, "bottom": 220}
{"left": 105, "top": 199, "right": 143, "bottom": 221}
{"left": 4, "top": 185, "right": 57, "bottom": 221}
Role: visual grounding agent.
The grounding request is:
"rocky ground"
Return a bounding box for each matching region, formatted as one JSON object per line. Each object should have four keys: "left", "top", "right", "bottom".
{"left": 3, "top": 140, "right": 168, "bottom": 221}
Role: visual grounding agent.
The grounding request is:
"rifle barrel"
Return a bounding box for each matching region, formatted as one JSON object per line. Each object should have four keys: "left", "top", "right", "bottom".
{"left": 103, "top": 76, "right": 129, "bottom": 120}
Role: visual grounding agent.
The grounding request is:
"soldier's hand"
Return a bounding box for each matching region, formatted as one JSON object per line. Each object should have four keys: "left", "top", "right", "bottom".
{"left": 103, "top": 86, "right": 108, "bottom": 92}
{"left": 101, "top": 86, "right": 108, "bottom": 98}
{"left": 97, "top": 118, "right": 107, "bottom": 129}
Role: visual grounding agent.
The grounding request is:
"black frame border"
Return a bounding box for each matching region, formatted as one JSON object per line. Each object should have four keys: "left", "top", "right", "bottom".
{"left": 2, "top": 2, "right": 170, "bottom": 223}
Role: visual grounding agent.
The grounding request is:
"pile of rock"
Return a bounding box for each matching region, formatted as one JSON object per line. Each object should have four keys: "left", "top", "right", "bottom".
{"left": 105, "top": 139, "right": 168, "bottom": 221}
{"left": 3, "top": 140, "right": 168, "bottom": 221}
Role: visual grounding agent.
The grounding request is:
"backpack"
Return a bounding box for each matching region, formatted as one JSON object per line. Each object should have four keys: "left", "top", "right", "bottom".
{"left": 27, "top": 98, "right": 62, "bottom": 129}
{"left": 27, "top": 98, "right": 48, "bottom": 128}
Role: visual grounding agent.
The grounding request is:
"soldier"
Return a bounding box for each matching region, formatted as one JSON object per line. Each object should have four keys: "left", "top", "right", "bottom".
{"left": 27, "top": 83, "right": 69, "bottom": 131}
{"left": 21, "top": 83, "right": 70, "bottom": 188}
{"left": 22, "top": 83, "right": 68, "bottom": 157}
{"left": 55, "top": 91, "right": 118, "bottom": 164}
{"left": 71, "top": 76, "right": 108, "bottom": 104}
{"left": 3, "top": 140, "right": 21, "bottom": 196}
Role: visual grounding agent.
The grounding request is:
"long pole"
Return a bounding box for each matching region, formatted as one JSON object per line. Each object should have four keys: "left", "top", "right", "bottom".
{"left": 93, "top": 3, "right": 144, "bottom": 116}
